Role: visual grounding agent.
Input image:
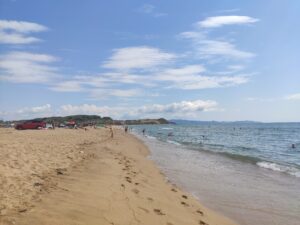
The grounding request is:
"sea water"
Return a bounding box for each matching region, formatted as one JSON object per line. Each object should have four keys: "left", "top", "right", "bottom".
{"left": 131, "top": 123, "right": 300, "bottom": 225}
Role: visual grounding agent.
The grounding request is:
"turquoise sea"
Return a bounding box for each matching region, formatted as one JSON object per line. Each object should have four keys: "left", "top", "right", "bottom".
{"left": 133, "top": 123, "right": 300, "bottom": 177}
{"left": 132, "top": 123, "right": 300, "bottom": 225}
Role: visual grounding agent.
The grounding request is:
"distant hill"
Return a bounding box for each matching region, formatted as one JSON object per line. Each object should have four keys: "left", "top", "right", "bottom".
{"left": 9, "top": 115, "right": 170, "bottom": 126}
{"left": 115, "top": 118, "right": 170, "bottom": 125}
{"left": 170, "top": 119, "right": 261, "bottom": 125}
{"left": 13, "top": 115, "right": 113, "bottom": 125}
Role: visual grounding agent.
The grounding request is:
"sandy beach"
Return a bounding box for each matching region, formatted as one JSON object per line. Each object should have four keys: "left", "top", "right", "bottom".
{"left": 0, "top": 127, "right": 236, "bottom": 225}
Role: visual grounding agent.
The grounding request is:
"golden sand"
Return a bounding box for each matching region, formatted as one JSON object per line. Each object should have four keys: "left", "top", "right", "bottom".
{"left": 0, "top": 128, "right": 237, "bottom": 225}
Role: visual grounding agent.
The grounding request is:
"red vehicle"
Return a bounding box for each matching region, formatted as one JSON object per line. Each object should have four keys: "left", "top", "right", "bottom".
{"left": 15, "top": 120, "right": 46, "bottom": 130}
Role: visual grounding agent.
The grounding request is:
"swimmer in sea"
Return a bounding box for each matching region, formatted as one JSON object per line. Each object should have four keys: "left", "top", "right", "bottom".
{"left": 168, "top": 132, "right": 173, "bottom": 137}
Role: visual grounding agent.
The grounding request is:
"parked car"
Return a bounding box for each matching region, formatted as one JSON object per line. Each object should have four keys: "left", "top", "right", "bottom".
{"left": 15, "top": 120, "right": 46, "bottom": 130}
{"left": 45, "top": 123, "right": 54, "bottom": 129}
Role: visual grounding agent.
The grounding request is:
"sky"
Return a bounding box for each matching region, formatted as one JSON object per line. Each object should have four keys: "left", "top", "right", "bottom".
{"left": 0, "top": 0, "right": 299, "bottom": 122}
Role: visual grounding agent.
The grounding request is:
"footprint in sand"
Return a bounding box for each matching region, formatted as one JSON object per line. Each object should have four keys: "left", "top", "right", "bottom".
{"left": 153, "top": 209, "right": 165, "bottom": 215}
{"left": 147, "top": 197, "right": 154, "bottom": 201}
{"left": 56, "top": 168, "right": 66, "bottom": 175}
{"left": 33, "top": 182, "right": 43, "bottom": 187}
{"left": 132, "top": 188, "right": 139, "bottom": 194}
{"left": 125, "top": 176, "right": 132, "bottom": 183}
{"left": 199, "top": 220, "right": 208, "bottom": 225}
{"left": 166, "top": 223, "right": 174, "bottom": 225}
{"left": 181, "top": 201, "right": 189, "bottom": 207}
{"left": 171, "top": 188, "right": 177, "bottom": 192}
{"left": 182, "top": 195, "right": 188, "bottom": 199}
{"left": 196, "top": 210, "right": 204, "bottom": 216}
{"left": 18, "top": 209, "right": 27, "bottom": 213}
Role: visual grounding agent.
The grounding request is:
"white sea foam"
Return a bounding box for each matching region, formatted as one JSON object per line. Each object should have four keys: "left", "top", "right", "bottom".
{"left": 257, "top": 161, "right": 300, "bottom": 178}
{"left": 167, "top": 140, "right": 181, "bottom": 146}
{"left": 145, "top": 135, "right": 157, "bottom": 140}
{"left": 161, "top": 127, "right": 173, "bottom": 130}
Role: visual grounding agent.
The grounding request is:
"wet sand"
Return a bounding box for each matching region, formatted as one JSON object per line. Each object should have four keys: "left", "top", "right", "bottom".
{"left": 0, "top": 128, "right": 236, "bottom": 225}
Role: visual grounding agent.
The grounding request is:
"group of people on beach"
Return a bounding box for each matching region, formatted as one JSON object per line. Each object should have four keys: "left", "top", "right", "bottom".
{"left": 109, "top": 125, "right": 132, "bottom": 139}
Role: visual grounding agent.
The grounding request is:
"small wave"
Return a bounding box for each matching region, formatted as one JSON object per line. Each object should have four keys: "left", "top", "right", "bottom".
{"left": 257, "top": 161, "right": 300, "bottom": 178}
{"left": 161, "top": 127, "right": 173, "bottom": 130}
{"left": 166, "top": 140, "right": 181, "bottom": 146}
{"left": 217, "top": 151, "right": 261, "bottom": 164}
{"left": 145, "top": 135, "right": 157, "bottom": 140}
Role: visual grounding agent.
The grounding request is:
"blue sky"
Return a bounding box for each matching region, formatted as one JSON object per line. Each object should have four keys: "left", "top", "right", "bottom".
{"left": 0, "top": 0, "right": 299, "bottom": 122}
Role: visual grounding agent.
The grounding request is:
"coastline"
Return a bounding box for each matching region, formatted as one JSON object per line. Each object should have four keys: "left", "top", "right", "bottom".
{"left": 0, "top": 127, "right": 236, "bottom": 225}
{"left": 133, "top": 126, "right": 300, "bottom": 225}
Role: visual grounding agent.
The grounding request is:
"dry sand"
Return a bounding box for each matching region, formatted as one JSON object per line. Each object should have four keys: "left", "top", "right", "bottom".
{"left": 0, "top": 127, "right": 237, "bottom": 225}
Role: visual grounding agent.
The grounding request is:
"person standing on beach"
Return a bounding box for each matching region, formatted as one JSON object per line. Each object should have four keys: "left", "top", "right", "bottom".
{"left": 110, "top": 127, "right": 114, "bottom": 138}
{"left": 142, "top": 129, "right": 145, "bottom": 135}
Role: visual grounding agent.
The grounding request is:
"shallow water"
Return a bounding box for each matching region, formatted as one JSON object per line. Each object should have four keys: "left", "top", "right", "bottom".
{"left": 132, "top": 124, "right": 300, "bottom": 225}
{"left": 133, "top": 123, "right": 300, "bottom": 177}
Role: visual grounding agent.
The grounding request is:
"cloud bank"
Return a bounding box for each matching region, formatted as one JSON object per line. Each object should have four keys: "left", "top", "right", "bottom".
{"left": 4, "top": 99, "right": 219, "bottom": 120}
{"left": 0, "top": 20, "right": 48, "bottom": 44}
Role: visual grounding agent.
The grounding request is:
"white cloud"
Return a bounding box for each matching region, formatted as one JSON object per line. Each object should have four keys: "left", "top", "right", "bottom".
{"left": 0, "top": 20, "right": 48, "bottom": 44}
{"left": 172, "top": 75, "right": 249, "bottom": 90}
{"left": 0, "top": 51, "right": 59, "bottom": 83}
{"left": 49, "top": 81, "right": 84, "bottom": 92}
{"left": 13, "top": 104, "right": 53, "bottom": 119}
{"left": 17, "top": 104, "right": 51, "bottom": 114}
{"left": 59, "top": 104, "right": 118, "bottom": 117}
{"left": 90, "top": 89, "right": 142, "bottom": 99}
{"left": 180, "top": 31, "right": 255, "bottom": 59}
{"left": 102, "top": 46, "right": 176, "bottom": 70}
{"left": 0, "top": 31, "right": 41, "bottom": 44}
{"left": 48, "top": 63, "right": 248, "bottom": 94}
{"left": 138, "top": 100, "right": 218, "bottom": 114}
{"left": 198, "top": 15, "right": 259, "bottom": 28}
{"left": 0, "top": 20, "right": 47, "bottom": 33}
{"left": 59, "top": 99, "right": 218, "bottom": 119}
{"left": 213, "top": 65, "right": 246, "bottom": 75}
{"left": 159, "top": 65, "right": 206, "bottom": 77}
{"left": 284, "top": 93, "right": 300, "bottom": 101}
{"left": 49, "top": 72, "right": 153, "bottom": 97}
{"left": 154, "top": 65, "right": 249, "bottom": 90}
{"left": 4, "top": 99, "right": 219, "bottom": 120}
{"left": 196, "top": 39, "right": 255, "bottom": 59}
{"left": 48, "top": 62, "right": 248, "bottom": 95}
{"left": 90, "top": 72, "right": 151, "bottom": 86}
{"left": 227, "top": 65, "right": 245, "bottom": 72}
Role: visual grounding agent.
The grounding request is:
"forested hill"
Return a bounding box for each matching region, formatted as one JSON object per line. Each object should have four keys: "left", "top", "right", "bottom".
{"left": 9, "top": 115, "right": 170, "bottom": 125}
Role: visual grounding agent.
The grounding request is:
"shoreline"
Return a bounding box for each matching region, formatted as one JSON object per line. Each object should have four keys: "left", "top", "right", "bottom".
{"left": 134, "top": 127, "right": 300, "bottom": 225}
{"left": 0, "top": 128, "right": 236, "bottom": 225}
